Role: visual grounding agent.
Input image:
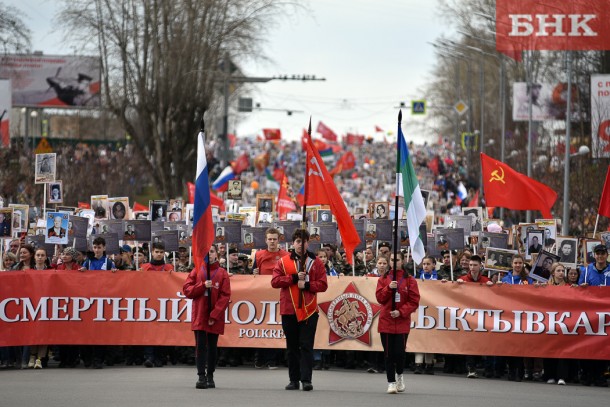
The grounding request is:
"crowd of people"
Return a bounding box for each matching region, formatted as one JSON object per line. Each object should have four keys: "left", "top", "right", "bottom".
{"left": 1, "top": 135, "right": 609, "bottom": 392}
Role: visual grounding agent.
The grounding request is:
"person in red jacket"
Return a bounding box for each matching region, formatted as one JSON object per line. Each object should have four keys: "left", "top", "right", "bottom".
{"left": 456, "top": 255, "right": 493, "bottom": 378}
{"left": 271, "top": 228, "right": 328, "bottom": 392}
{"left": 183, "top": 244, "right": 231, "bottom": 389}
{"left": 53, "top": 247, "right": 81, "bottom": 270}
{"left": 456, "top": 255, "right": 493, "bottom": 285}
{"left": 140, "top": 242, "right": 174, "bottom": 272}
{"left": 375, "top": 250, "right": 420, "bottom": 394}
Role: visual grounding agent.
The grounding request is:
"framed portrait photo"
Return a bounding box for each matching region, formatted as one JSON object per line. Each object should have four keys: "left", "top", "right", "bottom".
{"left": 0, "top": 208, "right": 13, "bottom": 238}
{"left": 227, "top": 180, "right": 243, "bottom": 200}
{"left": 555, "top": 237, "right": 578, "bottom": 268}
{"left": 34, "top": 153, "right": 56, "bottom": 184}
{"left": 369, "top": 202, "right": 389, "bottom": 220}
{"left": 525, "top": 229, "right": 544, "bottom": 260}
{"left": 256, "top": 194, "right": 275, "bottom": 214}
{"left": 48, "top": 181, "right": 63, "bottom": 204}
{"left": 484, "top": 247, "right": 518, "bottom": 274}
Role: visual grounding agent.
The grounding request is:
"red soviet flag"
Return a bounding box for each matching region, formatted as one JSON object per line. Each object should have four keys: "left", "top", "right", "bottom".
{"left": 277, "top": 172, "right": 297, "bottom": 220}
{"left": 316, "top": 121, "right": 338, "bottom": 142}
{"left": 597, "top": 166, "right": 610, "bottom": 218}
{"left": 304, "top": 133, "right": 360, "bottom": 263}
{"left": 262, "top": 128, "right": 282, "bottom": 140}
{"left": 480, "top": 153, "right": 557, "bottom": 218}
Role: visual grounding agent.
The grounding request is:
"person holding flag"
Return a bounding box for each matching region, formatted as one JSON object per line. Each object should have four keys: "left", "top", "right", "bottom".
{"left": 183, "top": 120, "right": 231, "bottom": 390}
{"left": 271, "top": 228, "right": 328, "bottom": 391}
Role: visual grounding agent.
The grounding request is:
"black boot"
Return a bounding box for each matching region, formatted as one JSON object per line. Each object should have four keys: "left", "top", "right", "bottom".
{"left": 196, "top": 375, "right": 208, "bottom": 389}
{"left": 207, "top": 374, "right": 215, "bottom": 389}
{"left": 285, "top": 381, "right": 300, "bottom": 390}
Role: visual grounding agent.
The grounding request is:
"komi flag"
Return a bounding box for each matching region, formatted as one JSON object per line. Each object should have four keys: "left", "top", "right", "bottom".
{"left": 396, "top": 122, "right": 426, "bottom": 264}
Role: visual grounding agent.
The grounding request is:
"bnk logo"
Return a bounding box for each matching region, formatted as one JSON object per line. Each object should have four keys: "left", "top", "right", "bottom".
{"left": 496, "top": 0, "right": 610, "bottom": 56}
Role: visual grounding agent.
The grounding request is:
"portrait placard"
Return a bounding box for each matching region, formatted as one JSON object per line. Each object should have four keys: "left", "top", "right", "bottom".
{"left": 555, "top": 237, "right": 578, "bottom": 268}
{"left": 273, "top": 221, "right": 301, "bottom": 244}
{"left": 369, "top": 202, "right": 389, "bottom": 220}
{"left": 45, "top": 211, "right": 69, "bottom": 245}
{"left": 484, "top": 248, "right": 518, "bottom": 275}
{"left": 239, "top": 207, "right": 257, "bottom": 227}
{"left": 8, "top": 204, "right": 28, "bottom": 233}
{"left": 0, "top": 208, "right": 13, "bottom": 238}
{"left": 48, "top": 181, "right": 63, "bottom": 204}
{"left": 215, "top": 221, "right": 243, "bottom": 244}
{"left": 256, "top": 194, "right": 274, "bottom": 214}
{"left": 90, "top": 233, "right": 120, "bottom": 255}
{"left": 525, "top": 229, "right": 544, "bottom": 260}
{"left": 150, "top": 200, "right": 169, "bottom": 222}
{"left": 91, "top": 195, "right": 109, "bottom": 220}
{"left": 34, "top": 153, "right": 56, "bottom": 184}
{"left": 152, "top": 230, "right": 179, "bottom": 252}
{"left": 108, "top": 197, "right": 130, "bottom": 220}
{"left": 227, "top": 180, "right": 243, "bottom": 200}
{"left": 530, "top": 250, "right": 560, "bottom": 283}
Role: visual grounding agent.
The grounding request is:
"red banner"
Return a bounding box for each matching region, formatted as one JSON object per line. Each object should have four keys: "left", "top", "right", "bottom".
{"left": 1, "top": 272, "right": 609, "bottom": 359}
{"left": 496, "top": 0, "right": 610, "bottom": 57}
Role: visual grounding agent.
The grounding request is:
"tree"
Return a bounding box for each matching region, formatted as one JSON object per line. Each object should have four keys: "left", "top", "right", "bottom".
{"left": 57, "top": 0, "right": 291, "bottom": 198}
{"left": 0, "top": 2, "right": 31, "bottom": 53}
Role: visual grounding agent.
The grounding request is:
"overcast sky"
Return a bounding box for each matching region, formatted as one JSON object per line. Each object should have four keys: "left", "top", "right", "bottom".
{"left": 12, "top": 0, "right": 454, "bottom": 143}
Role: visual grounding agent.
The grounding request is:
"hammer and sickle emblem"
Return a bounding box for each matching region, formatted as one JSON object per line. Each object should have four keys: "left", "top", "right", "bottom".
{"left": 308, "top": 156, "right": 325, "bottom": 180}
{"left": 489, "top": 166, "right": 505, "bottom": 184}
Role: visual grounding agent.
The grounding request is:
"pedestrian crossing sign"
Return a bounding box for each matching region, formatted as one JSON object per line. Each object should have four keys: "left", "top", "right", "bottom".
{"left": 412, "top": 100, "right": 426, "bottom": 115}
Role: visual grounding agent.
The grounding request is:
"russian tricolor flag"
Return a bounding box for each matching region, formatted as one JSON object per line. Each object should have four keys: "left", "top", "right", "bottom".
{"left": 212, "top": 165, "right": 235, "bottom": 192}
{"left": 192, "top": 127, "right": 215, "bottom": 273}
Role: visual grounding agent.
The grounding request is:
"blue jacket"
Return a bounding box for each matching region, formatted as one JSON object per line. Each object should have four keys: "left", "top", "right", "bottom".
{"left": 578, "top": 263, "right": 610, "bottom": 286}
{"left": 417, "top": 269, "right": 438, "bottom": 280}
{"left": 82, "top": 255, "right": 115, "bottom": 271}
{"left": 501, "top": 273, "right": 533, "bottom": 285}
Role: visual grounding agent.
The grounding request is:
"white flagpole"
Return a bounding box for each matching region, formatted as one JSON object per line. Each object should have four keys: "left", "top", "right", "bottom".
{"left": 593, "top": 214, "right": 600, "bottom": 238}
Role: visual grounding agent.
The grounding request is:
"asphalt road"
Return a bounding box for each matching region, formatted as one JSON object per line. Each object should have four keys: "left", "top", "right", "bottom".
{"left": 0, "top": 365, "right": 607, "bottom": 407}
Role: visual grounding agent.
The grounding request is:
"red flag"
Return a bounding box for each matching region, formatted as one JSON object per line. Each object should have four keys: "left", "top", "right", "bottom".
{"left": 228, "top": 133, "right": 237, "bottom": 148}
{"left": 312, "top": 138, "right": 329, "bottom": 152}
{"left": 468, "top": 190, "right": 479, "bottom": 208}
{"left": 304, "top": 134, "right": 360, "bottom": 263}
{"left": 330, "top": 151, "right": 356, "bottom": 176}
{"left": 344, "top": 133, "right": 365, "bottom": 146}
{"left": 375, "top": 125, "right": 383, "bottom": 132}
{"left": 231, "top": 153, "right": 250, "bottom": 174}
{"left": 262, "top": 128, "right": 281, "bottom": 140}
{"left": 427, "top": 156, "right": 440, "bottom": 176}
{"left": 210, "top": 190, "right": 226, "bottom": 212}
{"left": 78, "top": 202, "right": 91, "bottom": 209}
{"left": 277, "top": 173, "right": 297, "bottom": 220}
{"left": 597, "top": 165, "right": 610, "bottom": 218}
{"left": 316, "top": 121, "right": 338, "bottom": 142}
{"left": 301, "top": 129, "right": 308, "bottom": 151}
{"left": 253, "top": 152, "right": 269, "bottom": 173}
{"left": 186, "top": 183, "right": 196, "bottom": 204}
{"left": 273, "top": 167, "right": 285, "bottom": 182}
{"left": 133, "top": 201, "right": 148, "bottom": 212}
{"left": 480, "top": 153, "right": 557, "bottom": 218}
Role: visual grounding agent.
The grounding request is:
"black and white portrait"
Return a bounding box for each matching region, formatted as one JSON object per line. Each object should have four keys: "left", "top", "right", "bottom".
{"left": 555, "top": 237, "right": 577, "bottom": 266}
{"left": 48, "top": 181, "right": 63, "bottom": 204}
{"left": 526, "top": 230, "right": 544, "bottom": 259}
{"left": 35, "top": 153, "right": 56, "bottom": 184}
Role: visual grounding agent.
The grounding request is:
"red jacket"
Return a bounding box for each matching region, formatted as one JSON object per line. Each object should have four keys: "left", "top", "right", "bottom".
{"left": 271, "top": 251, "right": 328, "bottom": 316}
{"left": 460, "top": 272, "right": 490, "bottom": 283}
{"left": 183, "top": 262, "right": 231, "bottom": 334}
{"left": 53, "top": 262, "right": 81, "bottom": 271}
{"left": 375, "top": 269, "right": 420, "bottom": 334}
{"left": 141, "top": 262, "right": 174, "bottom": 272}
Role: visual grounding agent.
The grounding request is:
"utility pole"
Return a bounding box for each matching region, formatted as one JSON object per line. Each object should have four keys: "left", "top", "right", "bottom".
{"left": 218, "top": 53, "right": 325, "bottom": 166}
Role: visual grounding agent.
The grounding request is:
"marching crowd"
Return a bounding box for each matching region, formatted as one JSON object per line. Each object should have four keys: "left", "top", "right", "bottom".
{"left": 1, "top": 135, "right": 609, "bottom": 392}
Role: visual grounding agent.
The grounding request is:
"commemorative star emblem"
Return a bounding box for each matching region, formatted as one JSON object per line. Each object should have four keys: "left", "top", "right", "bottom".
{"left": 318, "top": 282, "right": 382, "bottom": 345}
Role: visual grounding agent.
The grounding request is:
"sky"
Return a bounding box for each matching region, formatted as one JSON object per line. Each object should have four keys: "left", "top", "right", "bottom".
{"left": 11, "top": 0, "right": 454, "bottom": 144}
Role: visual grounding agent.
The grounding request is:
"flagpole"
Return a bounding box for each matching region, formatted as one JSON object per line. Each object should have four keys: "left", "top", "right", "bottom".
{"left": 593, "top": 214, "right": 600, "bottom": 238}
{"left": 200, "top": 116, "right": 212, "bottom": 315}
{"left": 298, "top": 118, "right": 313, "bottom": 309}
{"left": 392, "top": 110, "right": 403, "bottom": 311}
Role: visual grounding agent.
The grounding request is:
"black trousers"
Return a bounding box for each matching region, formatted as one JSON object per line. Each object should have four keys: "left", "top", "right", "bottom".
{"left": 282, "top": 313, "right": 319, "bottom": 383}
{"left": 380, "top": 333, "right": 407, "bottom": 383}
{"left": 195, "top": 330, "right": 219, "bottom": 377}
